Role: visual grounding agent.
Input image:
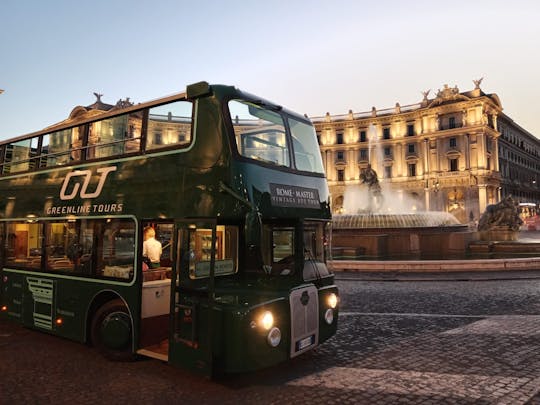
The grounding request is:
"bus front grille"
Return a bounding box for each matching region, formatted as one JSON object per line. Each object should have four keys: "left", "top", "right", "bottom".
{"left": 289, "top": 285, "right": 319, "bottom": 358}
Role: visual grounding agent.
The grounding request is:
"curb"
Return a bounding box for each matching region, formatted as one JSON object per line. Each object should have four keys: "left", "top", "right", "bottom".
{"left": 330, "top": 257, "right": 540, "bottom": 273}
{"left": 334, "top": 270, "right": 540, "bottom": 282}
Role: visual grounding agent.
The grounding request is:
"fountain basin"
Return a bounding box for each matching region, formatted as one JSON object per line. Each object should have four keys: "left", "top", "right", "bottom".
{"left": 332, "top": 212, "right": 472, "bottom": 260}
{"left": 333, "top": 212, "right": 461, "bottom": 229}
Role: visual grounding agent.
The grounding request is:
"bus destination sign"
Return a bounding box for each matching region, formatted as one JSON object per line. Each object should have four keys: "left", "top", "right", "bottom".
{"left": 269, "top": 183, "right": 320, "bottom": 209}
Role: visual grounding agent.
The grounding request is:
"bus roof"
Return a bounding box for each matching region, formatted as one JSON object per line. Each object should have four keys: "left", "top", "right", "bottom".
{"left": 0, "top": 89, "right": 189, "bottom": 145}
{"left": 1, "top": 82, "right": 309, "bottom": 146}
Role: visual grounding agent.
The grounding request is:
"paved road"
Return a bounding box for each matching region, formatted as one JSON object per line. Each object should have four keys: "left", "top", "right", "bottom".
{"left": 1, "top": 275, "right": 540, "bottom": 404}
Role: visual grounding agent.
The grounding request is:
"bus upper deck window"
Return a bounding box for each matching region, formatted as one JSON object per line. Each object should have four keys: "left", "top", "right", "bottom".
{"left": 147, "top": 101, "right": 192, "bottom": 151}
{"left": 229, "top": 100, "right": 290, "bottom": 168}
{"left": 288, "top": 118, "right": 325, "bottom": 174}
{"left": 88, "top": 112, "right": 142, "bottom": 159}
{"left": 44, "top": 127, "right": 83, "bottom": 167}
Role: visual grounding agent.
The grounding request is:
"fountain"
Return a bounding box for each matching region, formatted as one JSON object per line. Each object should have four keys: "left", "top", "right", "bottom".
{"left": 332, "top": 176, "right": 540, "bottom": 262}
{"left": 330, "top": 126, "right": 539, "bottom": 263}
{"left": 332, "top": 164, "right": 471, "bottom": 260}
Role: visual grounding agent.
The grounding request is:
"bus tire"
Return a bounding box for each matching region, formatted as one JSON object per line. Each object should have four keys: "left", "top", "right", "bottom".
{"left": 91, "top": 299, "right": 136, "bottom": 362}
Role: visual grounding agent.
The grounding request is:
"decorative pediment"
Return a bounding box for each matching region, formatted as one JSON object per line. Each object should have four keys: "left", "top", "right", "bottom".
{"left": 427, "top": 84, "right": 471, "bottom": 108}
{"left": 437, "top": 84, "right": 460, "bottom": 100}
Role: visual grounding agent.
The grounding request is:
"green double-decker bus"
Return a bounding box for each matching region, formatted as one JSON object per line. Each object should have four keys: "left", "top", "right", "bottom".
{"left": 0, "top": 82, "right": 338, "bottom": 375}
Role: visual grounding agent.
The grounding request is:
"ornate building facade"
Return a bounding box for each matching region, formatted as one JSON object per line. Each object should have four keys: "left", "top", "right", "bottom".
{"left": 312, "top": 80, "right": 540, "bottom": 223}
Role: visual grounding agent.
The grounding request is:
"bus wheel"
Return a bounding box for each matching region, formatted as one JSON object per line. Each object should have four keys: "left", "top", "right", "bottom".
{"left": 91, "top": 299, "right": 136, "bottom": 361}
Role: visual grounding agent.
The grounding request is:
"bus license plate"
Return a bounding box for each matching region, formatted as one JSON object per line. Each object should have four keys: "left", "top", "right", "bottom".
{"left": 296, "top": 335, "right": 315, "bottom": 351}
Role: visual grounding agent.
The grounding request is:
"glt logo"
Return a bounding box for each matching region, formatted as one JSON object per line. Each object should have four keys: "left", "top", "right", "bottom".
{"left": 59, "top": 166, "right": 117, "bottom": 201}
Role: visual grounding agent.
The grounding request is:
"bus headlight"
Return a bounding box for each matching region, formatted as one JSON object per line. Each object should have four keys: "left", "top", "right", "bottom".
{"left": 327, "top": 293, "right": 338, "bottom": 309}
{"left": 260, "top": 311, "right": 274, "bottom": 330}
{"left": 324, "top": 308, "right": 334, "bottom": 325}
{"left": 267, "top": 327, "right": 281, "bottom": 347}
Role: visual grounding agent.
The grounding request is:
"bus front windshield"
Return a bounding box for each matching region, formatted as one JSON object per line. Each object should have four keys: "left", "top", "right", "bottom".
{"left": 228, "top": 99, "right": 325, "bottom": 174}
{"left": 257, "top": 221, "right": 331, "bottom": 280}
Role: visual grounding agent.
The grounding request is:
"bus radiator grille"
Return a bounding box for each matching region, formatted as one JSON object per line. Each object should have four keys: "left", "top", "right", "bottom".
{"left": 289, "top": 285, "right": 319, "bottom": 358}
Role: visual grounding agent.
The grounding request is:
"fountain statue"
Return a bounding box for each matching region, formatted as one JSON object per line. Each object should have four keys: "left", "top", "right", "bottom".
{"left": 477, "top": 195, "right": 523, "bottom": 241}
{"left": 359, "top": 164, "right": 383, "bottom": 213}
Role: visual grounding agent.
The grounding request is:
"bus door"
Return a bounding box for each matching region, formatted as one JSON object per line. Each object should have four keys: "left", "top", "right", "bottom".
{"left": 169, "top": 219, "right": 216, "bottom": 375}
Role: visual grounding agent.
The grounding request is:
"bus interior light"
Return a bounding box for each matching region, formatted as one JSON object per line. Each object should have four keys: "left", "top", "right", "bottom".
{"left": 1, "top": 305, "right": 7, "bottom": 312}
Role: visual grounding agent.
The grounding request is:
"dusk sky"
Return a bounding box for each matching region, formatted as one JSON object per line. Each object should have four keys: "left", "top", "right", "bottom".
{"left": 1, "top": 0, "right": 539, "bottom": 140}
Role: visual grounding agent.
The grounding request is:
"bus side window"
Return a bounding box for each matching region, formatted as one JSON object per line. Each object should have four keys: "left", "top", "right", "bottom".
{"left": 184, "top": 225, "right": 238, "bottom": 280}
{"left": 87, "top": 112, "right": 142, "bottom": 159}
{"left": 44, "top": 127, "right": 84, "bottom": 167}
{"left": 147, "top": 101, "right": 192, "bottom": 151}
{"left": 3, "top": 139, "right": 33, "bottom": 174}
{"left": 98, "top": 219, "right": 135, "bottom": 280}
{"left": 45, "top": 222, "right": 77, "bottom": 272}
{"left": 5, "top": 222, "right": 43, "bottom": 270}
{"left": 0, "top": 222, "right": 4, "bottom": 268}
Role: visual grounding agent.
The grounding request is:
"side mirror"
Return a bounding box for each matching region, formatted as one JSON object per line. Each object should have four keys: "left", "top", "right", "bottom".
{"left": 245, "top": 210, "right": 262, "bottom": 249}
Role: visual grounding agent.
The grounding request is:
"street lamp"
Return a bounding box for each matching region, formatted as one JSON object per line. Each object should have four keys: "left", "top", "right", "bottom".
{"left": 432, "top": 179, "right": 440, "bottom": 193}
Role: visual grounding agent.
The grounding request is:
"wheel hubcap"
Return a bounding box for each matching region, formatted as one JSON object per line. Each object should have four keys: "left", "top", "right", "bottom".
{"left": 100, "top": 311, "right": 131, "bottom": 349}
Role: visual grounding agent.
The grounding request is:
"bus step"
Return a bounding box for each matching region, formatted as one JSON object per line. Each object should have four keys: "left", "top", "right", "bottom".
{"left": 138, "top": 340, "right": 169, "bottom": 362}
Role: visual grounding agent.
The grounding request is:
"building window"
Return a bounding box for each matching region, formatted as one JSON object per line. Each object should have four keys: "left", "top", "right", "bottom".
{"left": 383, "top": 127, "right": 391, "bottom": 139}
{"left": 408, "top": 163, "right": 416, "bottom": 177}
{"left": 384, "top": 166, "right": 392, "bottom": 179}
{"left": 487, "top": 157, "right": 491, "bottom": 170}
{"left": 408, "top": 143, "right": 415, "bottom": 153}
{"left": 449, "top": 117, "right": 456, "bottom": 129}
{"left": 449, "top": 137, "right": 457, "bottom": 148}
{"left": 336, "top": 133, "right": 344, "bottom": 145}
{"left": 359, "top": 148, "right": 368, "bottom": 160}
{"left": 337, "top": 169, "right": 345, "bottom": 182}
{"left": 359, "top": 130, "right": 366, "bottom": 142}
{"left": 384, "top": 147, "right": 391, "bottom": 157}
{"left": 316, "top": 132, "right": 321, "bottom": 145}
{"left": 407, "top": 124, "right": 415, "bottom": 136}
{"left": 336, "top": 151, "right": 345, "bottom": 161}
{"left": 449, "top": 158, "right": 458, "bottom": 171}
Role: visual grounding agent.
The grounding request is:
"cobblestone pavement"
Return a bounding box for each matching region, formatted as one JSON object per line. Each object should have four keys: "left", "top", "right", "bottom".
{"left": 1, "top": 276, "right": 539, "bottom": 404}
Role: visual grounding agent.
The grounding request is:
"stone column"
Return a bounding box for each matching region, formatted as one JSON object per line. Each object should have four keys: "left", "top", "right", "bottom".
{"left": 348, "top": 148, "right": 355, "bottom": 181}
{"left": 465, "top": 134, "right": 471, "bottom": 170}
{"left": 396, "top": 143, "right": 403, "bottom": 177}
{"left": 477, "top": 133, "right": 486, "bottom": 169}
{"left": 423, "top": 139, "right": 429, "bottom": 175}
{"left": 478, "top": 184, "right": 488, "bottom": 213}
{"left": 491, "top": 113, "right": 498, "bottom": 131}
{"left": 424, "top": 186, "right": 431, "bottom": 211}
{"left": 493, "top": 137, "right": 500, "bottom": 171}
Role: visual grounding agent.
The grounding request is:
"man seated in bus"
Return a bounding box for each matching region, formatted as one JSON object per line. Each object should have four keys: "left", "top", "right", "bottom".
{"left": 143, "top": 226, "right": 162, "bottom": 269}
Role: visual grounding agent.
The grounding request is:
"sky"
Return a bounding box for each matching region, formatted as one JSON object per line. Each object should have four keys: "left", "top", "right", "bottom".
{"left": 1, "top": 0, "right": 540, "bottom": 140}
